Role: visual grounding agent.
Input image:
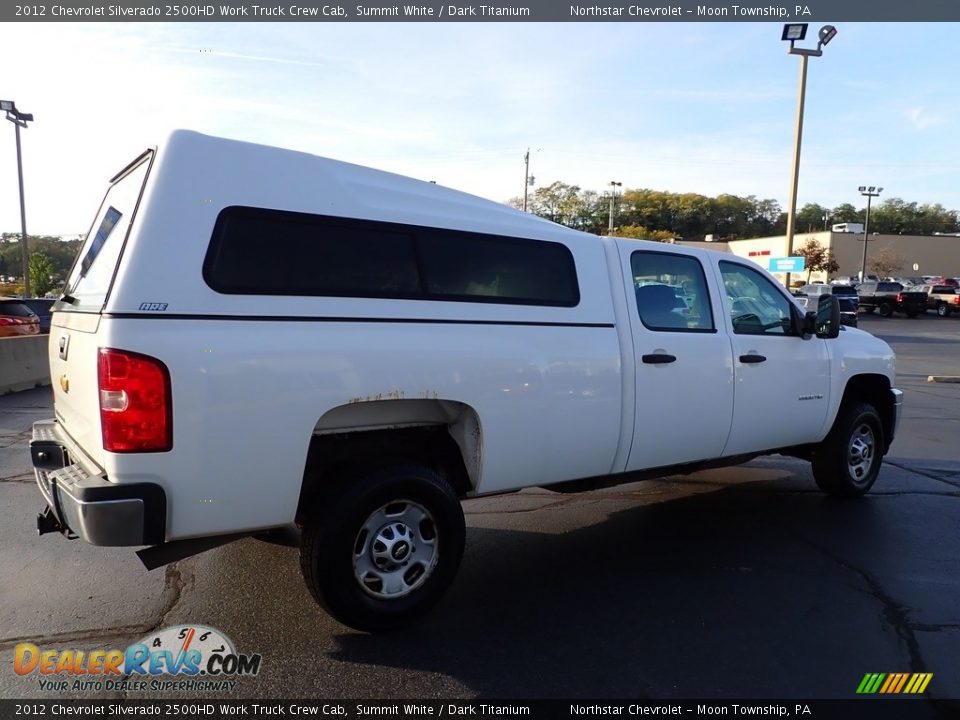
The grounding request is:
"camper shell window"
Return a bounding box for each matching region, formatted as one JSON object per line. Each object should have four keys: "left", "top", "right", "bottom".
{"left": 203, "top": 207, "right": 580, "bottom": 307}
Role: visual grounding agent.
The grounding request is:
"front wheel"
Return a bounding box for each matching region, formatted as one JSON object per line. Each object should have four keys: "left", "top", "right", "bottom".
{"left": 299, "top": 463, "right": 465, "bottom": 632}
{"left": 812, "top": 402, "right": 885, "bottom": 497}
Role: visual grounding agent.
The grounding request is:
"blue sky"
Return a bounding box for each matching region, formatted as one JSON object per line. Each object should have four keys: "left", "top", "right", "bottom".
{"left": 2, "top": 21, "right": 959, "bottom": 235}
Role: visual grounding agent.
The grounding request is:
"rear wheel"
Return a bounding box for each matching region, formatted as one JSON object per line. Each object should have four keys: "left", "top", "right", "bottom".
{"left": 937, "top": 302, "right": 950, "bottom": 317}
{"left": 812, "top": 402, "right": 884, "bottom": 497}
{"left": 299, "top": 463, "right": 465, "bottom": 632}
{"left": 878, "top": 302, "right": 893, "bottom": 317}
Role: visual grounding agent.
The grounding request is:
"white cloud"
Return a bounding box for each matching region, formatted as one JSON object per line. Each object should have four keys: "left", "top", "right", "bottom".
{"left": 908, "top": 107, "right": 945, "bottom": 131}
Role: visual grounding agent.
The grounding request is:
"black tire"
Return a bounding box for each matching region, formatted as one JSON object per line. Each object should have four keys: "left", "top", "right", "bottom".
{"left": 878, "top": 302, "right": 893, "bottom": 317}
{"left": 812, "top": 402, "right": 885, "bottom": 497}
{"left": 299, "top": 463, "right": 465, "bottom": 632}
{"left": 937, "top": 302, "right": 949, "bottom": 317}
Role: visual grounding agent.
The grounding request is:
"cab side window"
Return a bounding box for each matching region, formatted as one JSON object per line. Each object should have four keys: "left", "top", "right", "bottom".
{"left": 719, "top": 261, "right": 796, "bottom": 336}
{"left": 630, "top": 251, "right": 714, "bottom": 332}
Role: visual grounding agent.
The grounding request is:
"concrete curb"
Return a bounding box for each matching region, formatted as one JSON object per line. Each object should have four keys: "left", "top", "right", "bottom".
{"left": 928, "top": 375, "right": 960, "bottom": 383}
{"left": 0, "top": 335, "right": 51, "bottom": 394}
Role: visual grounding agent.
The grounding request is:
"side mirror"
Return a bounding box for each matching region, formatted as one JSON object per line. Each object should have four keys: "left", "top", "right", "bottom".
{"left": 800, "top": 295, "right": 841, "bottom": 338}
{"left": 815, "top": 294, "right": 841, "bottom": 338}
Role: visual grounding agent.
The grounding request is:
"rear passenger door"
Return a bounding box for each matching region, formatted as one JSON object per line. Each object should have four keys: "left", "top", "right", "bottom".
{"left": 620, "top": 246, "right": 735, "bottom": 471}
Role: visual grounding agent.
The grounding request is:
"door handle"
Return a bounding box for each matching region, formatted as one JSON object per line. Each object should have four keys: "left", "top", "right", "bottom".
{"left": 641, "top": 353, "right": 677, "bottom": 364}
{"left": 739, "top": 354, "right": 767, "bottom": 364}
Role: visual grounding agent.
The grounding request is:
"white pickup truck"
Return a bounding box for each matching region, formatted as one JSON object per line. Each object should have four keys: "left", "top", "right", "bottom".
{"left": 32, "top": 131, "right": 902, "bottom": 631}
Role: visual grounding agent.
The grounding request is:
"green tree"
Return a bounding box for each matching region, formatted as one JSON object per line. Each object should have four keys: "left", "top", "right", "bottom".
{"left": 830, "top": 203, "right": 859, "bottom": 224}
{"left": 796, "top": 203, "right": 831, "bottom": 232}
{"left": 1, "top": 233, "right": 82, "bottom": 283}
{"left": 615, "top": 225, "right": 676, "bottom": 242}
{"left": 28, "top": 251, "right": 56, "bottom": 296}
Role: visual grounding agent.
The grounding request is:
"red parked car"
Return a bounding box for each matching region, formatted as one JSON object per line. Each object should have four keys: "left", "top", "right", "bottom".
{"left": 0, "top": 298, "right": 41, "bottom": 337}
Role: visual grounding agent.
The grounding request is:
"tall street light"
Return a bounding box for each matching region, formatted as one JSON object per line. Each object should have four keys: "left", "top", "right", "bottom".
{"left": 780, "top": 23, "right": 837, "bottom": 288}
{"left": 522, "top": 148, "right": 536, "bottom": 212}
{"left": 858, "top": 186, "right": 882, "bottom": 282}
{"left": 608, "top": 181, "right": 622, "bottom": 234}
{"left": 2, "top": 100, "right": 34, "bottom": 297}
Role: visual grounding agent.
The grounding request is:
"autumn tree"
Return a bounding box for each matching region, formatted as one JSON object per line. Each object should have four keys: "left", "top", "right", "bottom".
{"left": 793, "top": 237, "right": 840, "bottom": 282}
{"left": 870, "top": 249, "right": 904, "bottom": 277}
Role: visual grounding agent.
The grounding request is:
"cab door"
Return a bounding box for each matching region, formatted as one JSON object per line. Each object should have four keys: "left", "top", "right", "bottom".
{"left": 714, "top": 259, "right": 831, "bottom": 456}
{"left": 620, "top": 245, "right": 735, "bottom": 472}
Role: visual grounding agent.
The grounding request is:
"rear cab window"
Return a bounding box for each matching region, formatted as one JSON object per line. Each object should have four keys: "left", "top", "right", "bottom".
{"left": 61, "top": 153, "right": 152, "bottom": 313}
{"left": 630, "top": 251, "right": 714, "bottom": 332}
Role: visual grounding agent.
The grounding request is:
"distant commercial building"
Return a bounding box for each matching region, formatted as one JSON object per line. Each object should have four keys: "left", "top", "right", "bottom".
{"left": 722, "top": 231, "right": 960, "bottom": 284}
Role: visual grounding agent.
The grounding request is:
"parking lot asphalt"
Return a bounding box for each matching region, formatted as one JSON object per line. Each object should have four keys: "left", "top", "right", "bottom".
{"left": 1, "top": 313, "right": 958, "bottom": 704}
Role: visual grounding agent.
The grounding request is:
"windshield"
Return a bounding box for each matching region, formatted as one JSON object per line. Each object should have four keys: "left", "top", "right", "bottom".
{"left": 62, "top": 153, "right": 151, "bottom": 312}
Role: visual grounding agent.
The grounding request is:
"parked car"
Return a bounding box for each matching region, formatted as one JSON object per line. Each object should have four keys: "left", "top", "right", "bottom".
{"left": 0, "top": 298, "right": 41, "bottom": 337}
{"left": 795, "top": 283, "right": 859, "bottom": 316}
{"left": 795, "top": 283, "right": 832, "bottom": 296}
{"left": 918, "top": 285, "right": 960, "bottom": 317}
{"left": 923, "top": 276, "right": 958, "bottom": 288}
{"left": 794, "top": 294, "right": 858, "bottom": 328}
{"left": 21, "top": 298, "right": 56, "bottom": 333}
{"left": 857, "top": 281, "right": 926, "bottom": 317}
{"left": 836, "top": 297, "right": 859, "bottom": 327}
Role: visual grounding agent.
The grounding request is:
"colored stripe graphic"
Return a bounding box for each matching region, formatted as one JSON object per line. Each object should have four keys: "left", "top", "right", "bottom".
{"left": 857, "top": 672, "right": 933, "bottom": 694}
{"left": 892, "top": 673, "right": 909, "bottom": 693}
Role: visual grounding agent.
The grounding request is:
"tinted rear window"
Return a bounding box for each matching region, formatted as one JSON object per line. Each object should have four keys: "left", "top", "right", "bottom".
{"left": 63, "top": 153, "right": 152, "bottom": 312}
{"left": 204, "top": 207, "right": 579, "bottom": 307}
{"left": 22, "top": 299, "right": 55, "bottom": 314}
{"left": 0, "top": 301, "right": 36, "bottom": 317}
{"left": 830, "top": 285, "right": 857, "bottom": 296}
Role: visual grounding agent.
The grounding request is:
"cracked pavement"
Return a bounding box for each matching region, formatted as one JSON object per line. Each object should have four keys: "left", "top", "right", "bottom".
{"left": 1, "top": 314, "right": 959, "bottom": 705}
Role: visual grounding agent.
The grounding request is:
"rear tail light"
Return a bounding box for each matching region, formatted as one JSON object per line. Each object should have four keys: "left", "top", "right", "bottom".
{"left": 97, "top": 348, "right": 172, "bottom": 453}
{"left": 896, "top": 293, "right": 904, "bottom": 303}
{"left": 0, "top": 318, "right": 21, "bottom": 326}
{"left": 954, "top": 296, "right": 960, "bottom": 305}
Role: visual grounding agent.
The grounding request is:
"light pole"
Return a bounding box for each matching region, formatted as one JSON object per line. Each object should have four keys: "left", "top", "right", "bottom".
{"left": 858, "top": 186, "right": 882, "bottom": 282}
{"left": 2, "top": 100, "right": 34, "bottom": 297}
{"left": 608, "top": 181, "right": 622, "bottom": 234}
{"left": 780, "top": 23, "right": 837, "bottom": 288}
{"left": 522, "top": 148, "right": 536, "bottom": 212}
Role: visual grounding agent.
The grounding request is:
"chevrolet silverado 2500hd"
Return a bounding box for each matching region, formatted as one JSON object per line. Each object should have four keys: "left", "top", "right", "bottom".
{"left": 31, "top": 131, "right": 902, "bottom": 631}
